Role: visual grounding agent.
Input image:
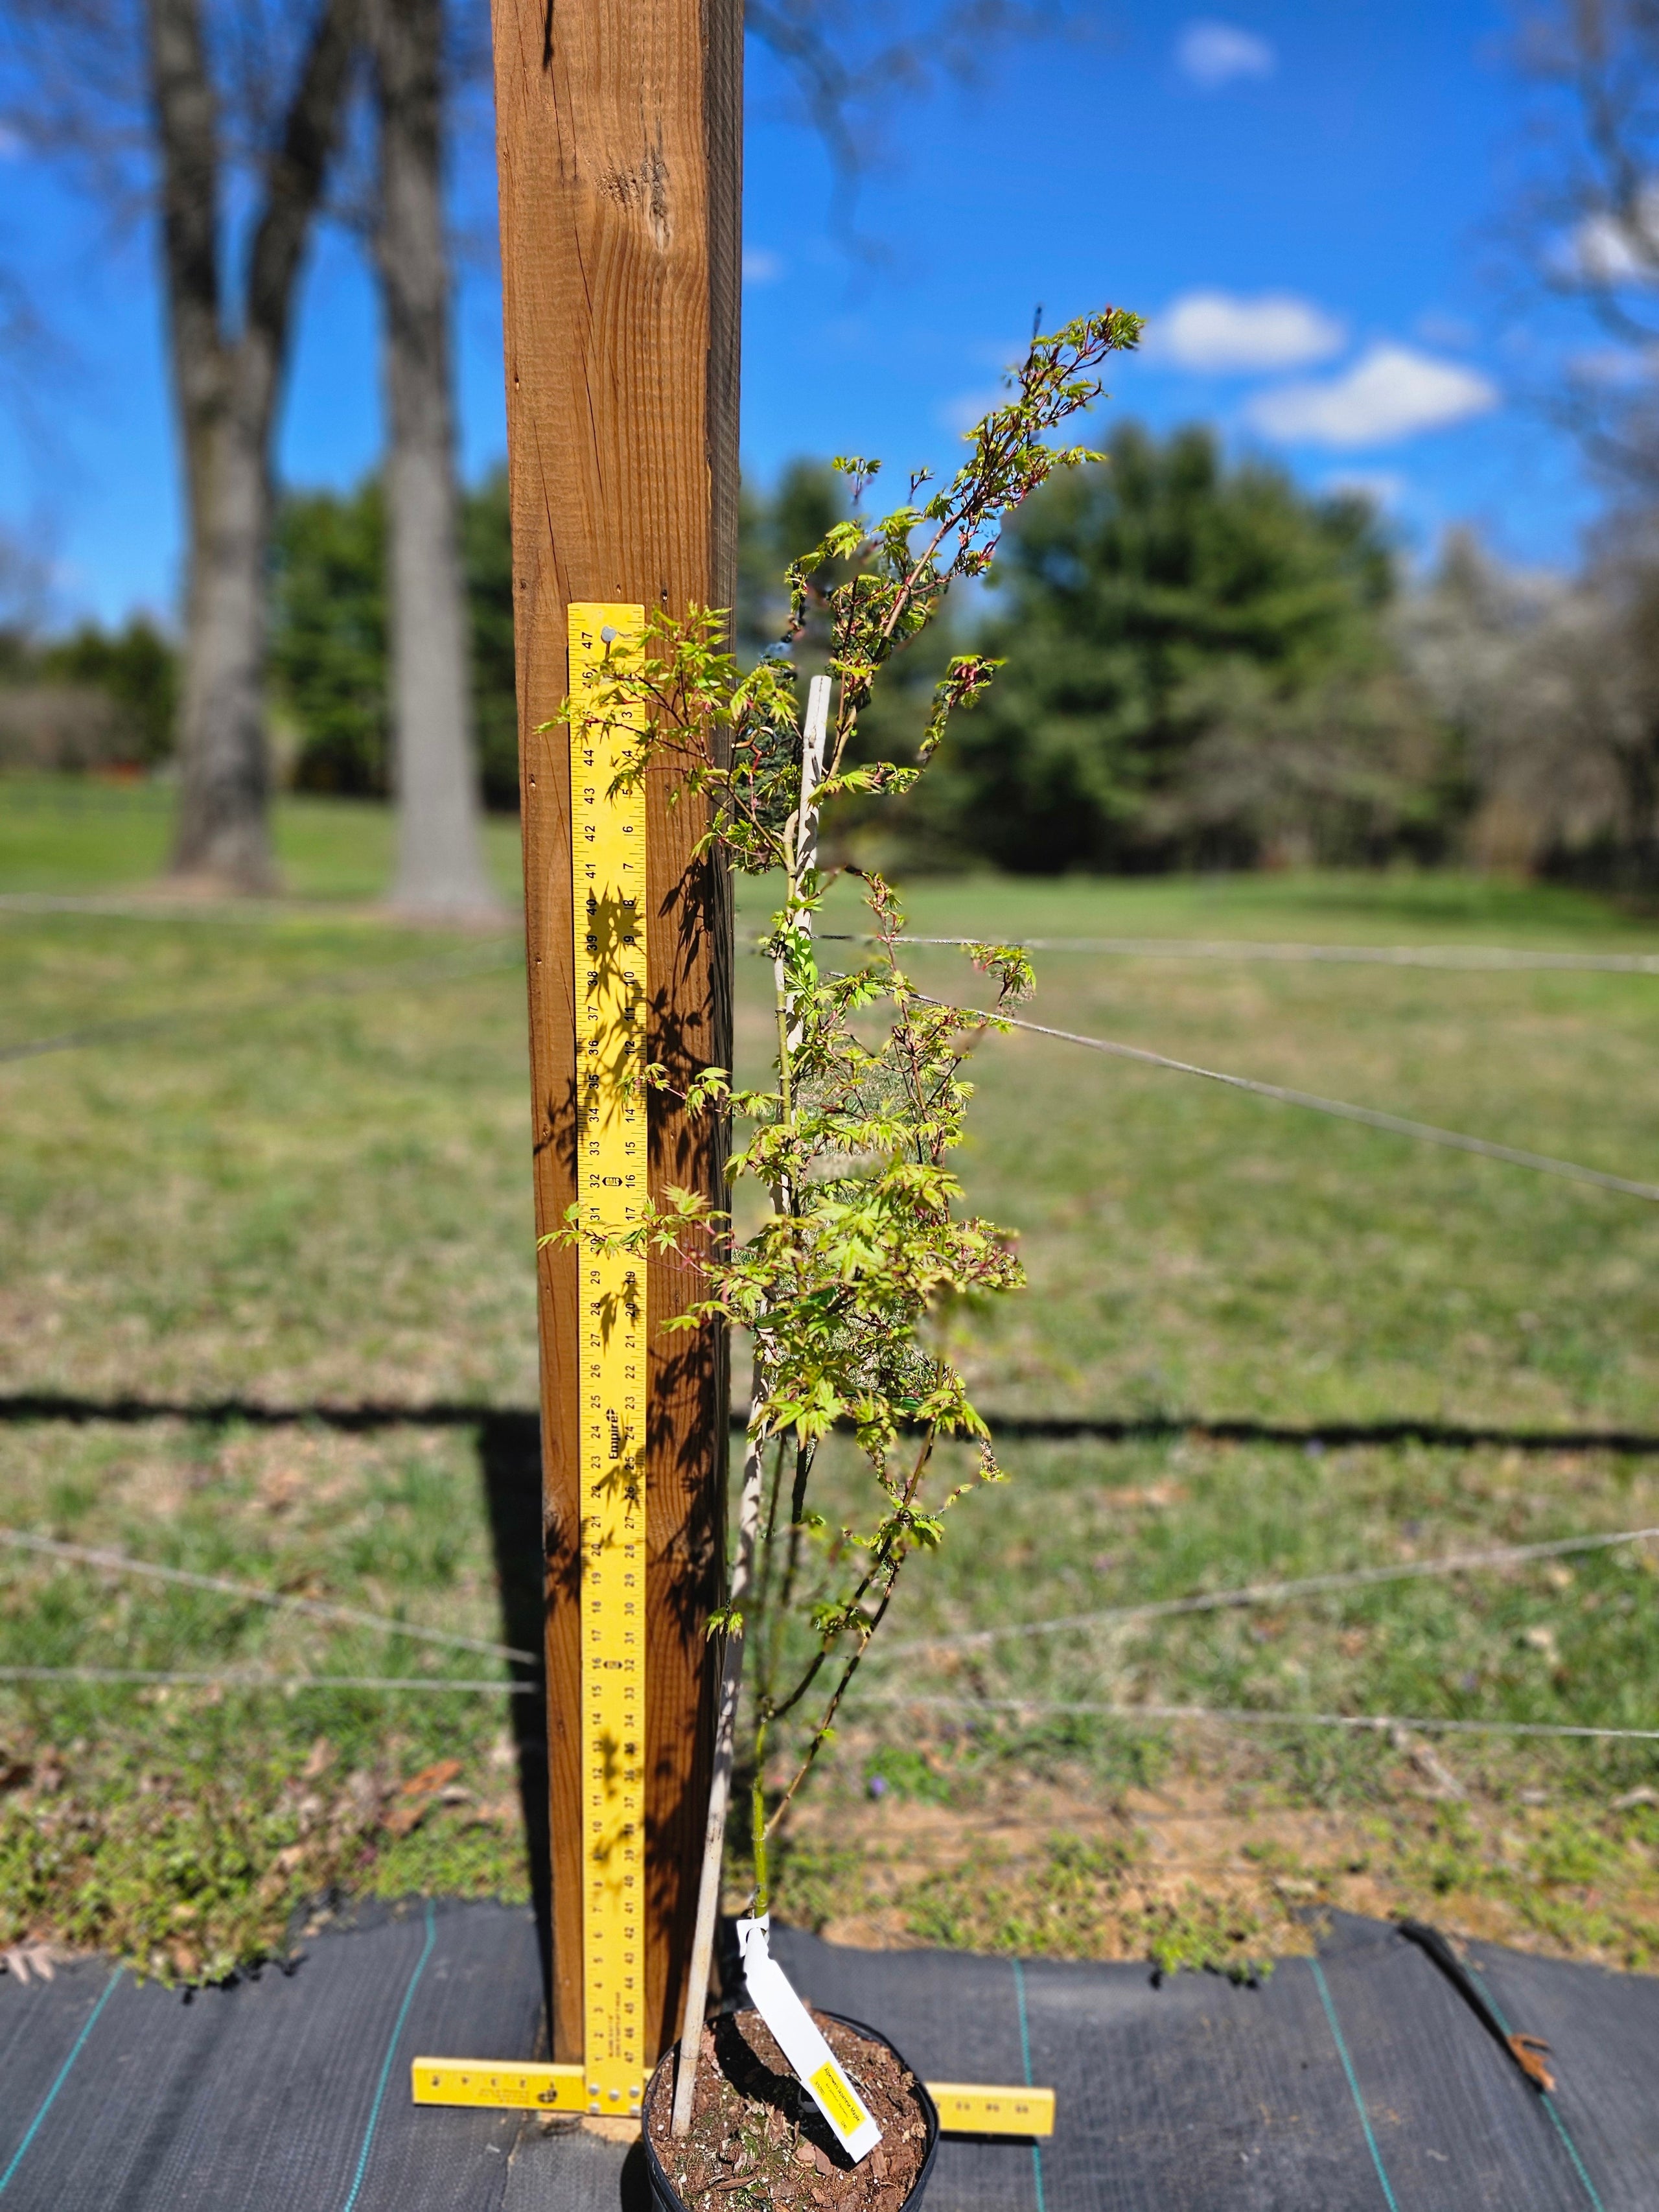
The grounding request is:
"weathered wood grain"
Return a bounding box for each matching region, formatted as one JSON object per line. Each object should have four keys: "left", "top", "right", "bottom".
{"left": 489, "top": 0, "right": 741, "bottom": 2066}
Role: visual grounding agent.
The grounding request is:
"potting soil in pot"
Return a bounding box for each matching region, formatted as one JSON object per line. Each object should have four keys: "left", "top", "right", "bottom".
{"left": 644, "top": 2008, "right": 931, "bottom": 2212}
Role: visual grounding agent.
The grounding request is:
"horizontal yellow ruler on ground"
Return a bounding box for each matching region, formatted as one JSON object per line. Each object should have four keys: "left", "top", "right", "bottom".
{"left": 927, "top": 2083, "right": 1056, "bottom": 2136}
{"left": 410, "top": 2060, "right": 1055, "bottom": 2137}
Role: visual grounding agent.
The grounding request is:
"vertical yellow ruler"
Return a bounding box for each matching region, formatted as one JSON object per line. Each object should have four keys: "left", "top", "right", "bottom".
{"left": 568, "top": 602, "right": 649, "bottom": 2113}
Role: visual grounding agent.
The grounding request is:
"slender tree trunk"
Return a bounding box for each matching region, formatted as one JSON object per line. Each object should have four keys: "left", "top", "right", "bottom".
{"left": 150, "top": 0, "right": 359, "bottom": 892}
{"left": 373, "top": 0, "right": 500, "bottom": 919}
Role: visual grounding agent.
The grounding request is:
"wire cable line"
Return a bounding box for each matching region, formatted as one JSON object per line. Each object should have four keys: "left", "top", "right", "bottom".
{"left": 0, "top": 1665, "right": 534, "bottom": 1694}
{"left": 910, "top": 992, "right": 1659, "bottom": 1203}
{"left": 861, "top": 1694, "right": 1659, "bottom": 1743}
{"left": 0, "top": 892, "right": 304, "bottom": 923}
{"left": 876, "top": 1522, "right": 1659, "bottom": 1660}
{"left": 0, "top": 890, "right": 522, "bottom": 930}
{"left": 866, "top": 933, "right": 1659, "bottom": 975}
{"left": 0, "top": 1528, "right": 535, "bottom": 1664}
{"left": 0, "top": 945, "right": 520, "bottom": 1065}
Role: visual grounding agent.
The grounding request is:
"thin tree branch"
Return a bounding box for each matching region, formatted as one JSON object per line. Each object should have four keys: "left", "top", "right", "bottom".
{"left": 243, "top": 0, "right": 360, "bottom": 373}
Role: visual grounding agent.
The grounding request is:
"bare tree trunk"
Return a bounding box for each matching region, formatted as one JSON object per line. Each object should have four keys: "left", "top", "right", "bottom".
{"left": 171, "top": 398, "right": 279, "bottom": 887}
{"left": 152, "top": 0, "right": 359, "bottom": 892}
{"left": 373, "top": 0, "right": 499, "bottom": 920}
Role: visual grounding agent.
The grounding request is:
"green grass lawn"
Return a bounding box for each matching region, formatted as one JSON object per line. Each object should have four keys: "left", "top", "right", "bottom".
{"left": 0, "top": 771, "right": 526, "bottom": 903}
{"left": 3, "top": 777, "right": 1658, "bottom": 1981}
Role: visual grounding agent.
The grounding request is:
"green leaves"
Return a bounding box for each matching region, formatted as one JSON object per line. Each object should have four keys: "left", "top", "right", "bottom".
{"left": 920, "top": 652, "right": 1004, "bottom": 762}
{"left": 964, "top": 941, "right": 1036, "bottom": 1004}
{"left": 537, "top": 1184, "right": 721, "bottom": 1264}
{"left": 550, "top": 308, "right": 1139, "bottom": 1842}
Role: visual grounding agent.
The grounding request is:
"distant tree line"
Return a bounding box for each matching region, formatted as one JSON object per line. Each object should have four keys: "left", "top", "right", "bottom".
{"left": 267, "top": 468, "right": 517, "bottom": 811}
{"left": 0, "top": 0, "right": 1653, "bottom": 902}
{"left": 751, "top": 423, "right": 1659, "bottom": 888}
{"left": 0, "top": 615, "right": 178, "bottom": 773}
{"left": 10, "top": 418, "right": 1659, "bottom": 889}
{"left": 863, "top": 423, "right": 1456, "bottom": 874}
{"left": 0, "top": 0, "right": 1065, "bottom": 909}
{"left": 1401, "top": 519, "right": 1659, "bottom": 891}
{"left": 259, "top": 422, "right": 1659, "bottom": 887}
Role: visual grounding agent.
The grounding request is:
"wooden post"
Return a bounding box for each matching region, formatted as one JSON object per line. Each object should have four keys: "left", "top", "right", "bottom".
{"left": 489, "top": 0, "right": 741, "bottom": 2066}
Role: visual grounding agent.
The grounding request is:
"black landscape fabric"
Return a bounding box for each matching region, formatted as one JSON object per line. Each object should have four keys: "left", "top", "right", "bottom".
{"left": 0, "top": 1900, "right": 1652, "bottom": 2211}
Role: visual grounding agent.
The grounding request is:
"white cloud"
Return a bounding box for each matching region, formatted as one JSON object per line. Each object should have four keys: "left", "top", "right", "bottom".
{"left": 1148, "top": 290, "right": 1344, "bottom": 372}
{"left": 742, "top": 248, "right": 784, "bottom": 286}
{"left": 1176, "top": 19, "right": 1275, "bottom": 91}
{"left": 0, "top": 124, "right": 23, "bottom": 161}
{"left": 1566, "top": 196, "right": 1659, "bottom": 286}
{"left": 1246, "top": 343, "right": 1498, "bottom": 447}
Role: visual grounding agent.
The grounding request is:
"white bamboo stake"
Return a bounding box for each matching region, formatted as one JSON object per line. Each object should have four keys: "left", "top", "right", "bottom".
{"left": 783, "top": 673, "right": 830, "bottom": 1052}
{"left": 670, "top": 674, "right": 831, "bottom": 2137}
{"left": 795, "top": 675, "right": 830, "bottom": 868}
{"left": 668, "top": 1382, "right": 767, "bottom": 2136}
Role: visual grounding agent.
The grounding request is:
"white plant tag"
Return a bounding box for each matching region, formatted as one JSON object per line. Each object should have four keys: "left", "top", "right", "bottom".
{"left": 736, "top": 1915, "right": 882, "bottom": 2162}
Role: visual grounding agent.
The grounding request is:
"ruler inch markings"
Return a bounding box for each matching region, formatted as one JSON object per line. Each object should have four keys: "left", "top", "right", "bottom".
{"left": 570, "top": 601, "right": 649, "bottom": 2115}
{"left": 412, "top": 2062, "right": 1055, "bottom": 2135}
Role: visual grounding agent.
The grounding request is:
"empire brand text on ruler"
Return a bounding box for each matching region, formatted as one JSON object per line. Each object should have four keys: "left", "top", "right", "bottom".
{"left": 570, "top": 602, "right": 649, "bottom": 2112}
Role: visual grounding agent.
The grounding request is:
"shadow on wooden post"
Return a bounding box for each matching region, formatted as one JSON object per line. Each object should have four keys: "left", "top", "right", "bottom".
{"left": 488, "top": 0, "right": 742, "bottom": 2067}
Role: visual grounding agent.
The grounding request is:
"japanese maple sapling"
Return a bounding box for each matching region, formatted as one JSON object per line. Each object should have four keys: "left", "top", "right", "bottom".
{"left": 546, "top": 306, "right": 1143, "bottom": 2140}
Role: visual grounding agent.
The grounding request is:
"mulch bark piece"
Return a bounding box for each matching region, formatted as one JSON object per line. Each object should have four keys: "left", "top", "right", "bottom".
{"left": 644, "top": 2007, "right": 930, "bottom": 2212}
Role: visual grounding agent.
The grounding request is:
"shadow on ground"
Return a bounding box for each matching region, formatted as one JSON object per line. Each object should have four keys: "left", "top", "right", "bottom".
{"left": 474, "top": 1409, "right": 551, "bottom": 2023}
{"left": 5, "top": 1390, "right": 1658, "bottom": 1456}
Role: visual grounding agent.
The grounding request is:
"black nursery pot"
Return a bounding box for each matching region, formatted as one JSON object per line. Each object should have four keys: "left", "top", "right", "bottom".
{"left": 641, "top": 2010, "right": 940, "bottom": 2212}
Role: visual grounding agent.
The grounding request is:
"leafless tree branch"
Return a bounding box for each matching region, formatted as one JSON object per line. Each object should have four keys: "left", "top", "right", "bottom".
{"left": 745, "top": 0, "right": 1076, "bottom": 243}
{"left": 1506, "top": 0, "right": 1659, "bottom": 494}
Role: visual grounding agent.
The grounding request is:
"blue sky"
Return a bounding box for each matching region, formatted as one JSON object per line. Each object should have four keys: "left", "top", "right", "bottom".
{"left": 0, "top": 0, "right": 1597, "bottom": 629}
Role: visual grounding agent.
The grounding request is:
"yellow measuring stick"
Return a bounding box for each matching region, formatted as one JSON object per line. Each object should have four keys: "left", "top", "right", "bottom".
{"left": 410, "top": 2062, "right": 1055, "bottom": 2137}
{"left": 570, "top": 602, "right": 650, "bottom": 2114}
{"left": 926, "top": 2083, "right": 1055, "bottom": 2136}
{"left": 412, "top": 2061, "right": 589, "bottom": 2114}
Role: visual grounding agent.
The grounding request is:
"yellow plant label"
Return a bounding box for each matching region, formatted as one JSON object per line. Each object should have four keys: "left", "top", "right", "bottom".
{"left": 809, "top": 2061, "right": 866, "bottom": 2136}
